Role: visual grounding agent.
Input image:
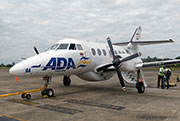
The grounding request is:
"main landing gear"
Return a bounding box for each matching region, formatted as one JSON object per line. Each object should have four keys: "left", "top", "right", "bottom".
{"left": 63, "top": 75, "right": 71, "bottom": 86}
{"left": 136, "top": 82, "right": 145, "bottom": 93}
{"left": 41, "top": 76, "right": 55, "bottom": 97}
{"left": 136, "top": 70, "right": 145, "bottom": 93}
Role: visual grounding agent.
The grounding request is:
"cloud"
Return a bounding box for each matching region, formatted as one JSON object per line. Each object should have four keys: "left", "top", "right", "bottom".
{"left": 0, "top": 0, "right": 180, "bottom": 64}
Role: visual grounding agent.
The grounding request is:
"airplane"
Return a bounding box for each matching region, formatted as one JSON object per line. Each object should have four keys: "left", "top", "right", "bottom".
{"left": 9, "top": 26, "right": 180, "bottom": 99}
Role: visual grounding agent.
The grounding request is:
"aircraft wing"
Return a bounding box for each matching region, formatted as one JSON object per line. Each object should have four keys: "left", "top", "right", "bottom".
{"left": 136, "top": 59, "right": 180, "bottom": 69}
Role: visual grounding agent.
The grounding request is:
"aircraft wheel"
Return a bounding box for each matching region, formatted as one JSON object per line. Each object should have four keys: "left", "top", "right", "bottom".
{"left": 63, "top": 76, "right": 71, "bottom": 86}
{"left": 137, "top": 82, "right": 145, "bottom": 93}
{"left": 21, "top": 93, "right": 26, "bottom": 99}
{"left": 47, "top": 88, "right": 54, "bottom": 97}
{"left": 41, "top": 89, "right": 47, "bottom": 96}
{"left": 25, "top": 94, "right": 31, "bottom": 100}
{"left": 41, "top": 88, "right": 54, "bottom": 97}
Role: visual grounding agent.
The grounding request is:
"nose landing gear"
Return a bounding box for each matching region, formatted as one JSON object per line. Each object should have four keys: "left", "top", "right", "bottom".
{"left": 41, "top": 76, "right": 55, "bottom": 97}
{"left": 136, "top": 82, "right": 145, "bottom": 93}
{"left": 41, "top": 88, "right": 54, "bottom": 97}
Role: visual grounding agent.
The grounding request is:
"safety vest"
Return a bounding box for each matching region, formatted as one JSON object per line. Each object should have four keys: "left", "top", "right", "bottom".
{"left": 158, "top": 68, "right": 164, "bottom": 76}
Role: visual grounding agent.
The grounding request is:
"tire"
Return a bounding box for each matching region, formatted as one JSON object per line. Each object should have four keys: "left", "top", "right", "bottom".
{"left": 21, "top": 93, "right": 26, "bottom": 99}
{"left": 47, "top": 88, "right": 54, "bottom": 97}
{"left": 137, "top": 82, "right": 145, "bottom": 93}
{"left": 41, "top": 89, "right": 47, "bottom": 96}
{"left": 63, "top": 76, "right": 71, "bottom": 86}
{"left": 26, "top": 94, "right": 31, "bottom": 100}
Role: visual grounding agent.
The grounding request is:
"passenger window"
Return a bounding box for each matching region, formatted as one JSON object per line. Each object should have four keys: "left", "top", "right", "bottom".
{"left": 69, "top": 44, "right": 76, "bottom": 50}
{"left": 97, "top": 49, "right": 101, "bottom": 56}
{"left": 77, "top": 44, "right": 83, "bottom": 50}
{"left": 57, "top": 44, "right": 69, "bottom": 50}
{"left": 118, "top": 51, "right": 121, "bottom": 54}
{"left": 91, "top": 48, "right": 96, "bottom": 55}
{"left": 125, "top": 49, "right": 130, "bottom": 54}
{"left": 122, "top": 51, "right": 125, "bottom": 54}
{"left": 115, "top": 50, "right": 117, "bottom": 55}
{"left": 102, "top": 49, "right": 107, "bottom": 56}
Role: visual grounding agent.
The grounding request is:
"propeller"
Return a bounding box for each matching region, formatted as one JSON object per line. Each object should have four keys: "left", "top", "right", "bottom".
{"left": 107, "top": 37, "right": 140, "bottom": 90}
{"left": 33, "top": 46, "right": 39, "bottom": 54}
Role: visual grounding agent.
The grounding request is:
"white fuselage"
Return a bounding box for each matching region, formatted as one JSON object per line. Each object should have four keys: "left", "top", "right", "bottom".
{"left": 9, "top": 39, "right": 142, "bottom": 81}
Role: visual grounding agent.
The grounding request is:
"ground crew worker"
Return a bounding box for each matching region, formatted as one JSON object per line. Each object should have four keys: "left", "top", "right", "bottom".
{"left": 157, "top": 65, "right": 166, "bottom": 89}
{"left": 165, "top": 66, "right": 171, "bottom": 89}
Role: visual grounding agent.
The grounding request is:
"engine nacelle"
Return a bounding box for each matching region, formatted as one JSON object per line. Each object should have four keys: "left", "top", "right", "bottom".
{"left": 77, "top": 71, "right": 115, "bottom": 81}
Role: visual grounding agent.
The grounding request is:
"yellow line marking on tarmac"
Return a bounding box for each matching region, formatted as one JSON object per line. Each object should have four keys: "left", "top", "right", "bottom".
{"left": 0, "top": 115, "right": 26, "bottom": 121}
{"left": 47, "top": 97, "right": 64, "bottom": 100}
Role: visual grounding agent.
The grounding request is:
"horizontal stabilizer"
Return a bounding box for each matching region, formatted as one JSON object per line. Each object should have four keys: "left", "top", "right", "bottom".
{"left": 113, "top": 39, "right": 173, "bottom": 46}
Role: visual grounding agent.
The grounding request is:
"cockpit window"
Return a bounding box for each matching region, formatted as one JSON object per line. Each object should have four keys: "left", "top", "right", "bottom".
{"left": 50, "top": 44, "right": 59, "bottom": 50}
{"left": 57, "top": 44, "right": 69, "bottom": 50}
{"left": 69, "top": 44, "right": 76, "bottom": 50}
{"left": 77, "top": 44, "right": 83, "bottom": 50}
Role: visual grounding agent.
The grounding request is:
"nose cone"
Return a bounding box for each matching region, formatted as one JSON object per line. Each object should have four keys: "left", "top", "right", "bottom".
{"left": 9, "top": 62, "right": 25, "bottom": 76}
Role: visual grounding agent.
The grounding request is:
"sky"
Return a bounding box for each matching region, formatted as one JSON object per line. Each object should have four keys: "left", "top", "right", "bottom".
{"left": 0, "top": 0, "right": 180, "bottom": 64}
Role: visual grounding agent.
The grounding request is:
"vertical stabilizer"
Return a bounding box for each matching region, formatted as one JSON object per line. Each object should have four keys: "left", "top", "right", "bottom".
{"left": 127, "top": 26, "right": 142, "bottom": 53}
{"left": 135, "top": 26, "right": 142, "bottom": 41}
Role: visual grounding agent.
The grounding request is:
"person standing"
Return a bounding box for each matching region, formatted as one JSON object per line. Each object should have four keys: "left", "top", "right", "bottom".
{"left": 165, "top": 66, "right": 171, "bottom": 89}
{"left": 157, "top": 66, "right": 165, "bottom": 89}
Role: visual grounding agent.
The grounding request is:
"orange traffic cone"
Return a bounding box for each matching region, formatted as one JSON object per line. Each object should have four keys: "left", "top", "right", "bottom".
{"left": 15, "top": 77, "right": 18, "bottom": 82}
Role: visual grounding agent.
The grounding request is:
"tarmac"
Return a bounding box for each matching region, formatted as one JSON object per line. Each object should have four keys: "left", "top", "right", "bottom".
{"left": 0, "top": 69, "right": 180, "bottom": 121}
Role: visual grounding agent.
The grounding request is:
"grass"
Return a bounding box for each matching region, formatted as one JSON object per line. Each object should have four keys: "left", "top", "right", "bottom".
{"left": 0, "top": 67, "right": 10, "bottom": 70}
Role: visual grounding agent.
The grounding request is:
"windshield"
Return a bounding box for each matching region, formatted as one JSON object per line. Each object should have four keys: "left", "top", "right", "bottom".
{"left": 57, "top": 44, "right": 69, "bottom": 50}
{"left": 50, "top": 44, "right": 59, "bottom": 50}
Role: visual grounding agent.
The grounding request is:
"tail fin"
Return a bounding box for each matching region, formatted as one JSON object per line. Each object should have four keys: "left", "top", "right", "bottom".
{"left": 135, "top": 26, "right": 142, "bottom": 41}
{"left": 129, "top": 26, "right": 141, "bottom": 42}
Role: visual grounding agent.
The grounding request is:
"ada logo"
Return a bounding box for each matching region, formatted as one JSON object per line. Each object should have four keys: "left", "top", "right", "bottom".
{"left": 42, "top": 57, "right": 75, "bottom": 71}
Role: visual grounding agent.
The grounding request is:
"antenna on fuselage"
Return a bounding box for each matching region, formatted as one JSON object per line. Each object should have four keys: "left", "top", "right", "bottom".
{"left": 33, "top": 46, "right": 39, "bottom": 54}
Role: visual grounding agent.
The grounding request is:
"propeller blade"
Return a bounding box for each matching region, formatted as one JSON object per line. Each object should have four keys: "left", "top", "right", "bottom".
{"left": 21, "top": 57, "right": 27, "bottom": 60}
{"left": 116, "top": 68, "right": 125, "bottom": 88}
{"left": 12, "top": 62, "right": 15, "bottom": 66}
{"left": 33, "top": 46, "right": 39, "bottom": 54}
{"left": 107, "top": 37, "right": 115, "bottom": 59}
{"left": 120, "top": 52, "right": 140, "bottom": 63}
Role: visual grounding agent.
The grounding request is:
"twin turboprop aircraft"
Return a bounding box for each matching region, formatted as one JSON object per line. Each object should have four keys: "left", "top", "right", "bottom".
{"left": 9, "top": 26, "right": 180, "bottom": 98}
